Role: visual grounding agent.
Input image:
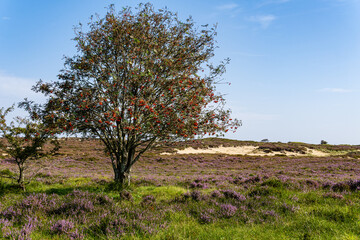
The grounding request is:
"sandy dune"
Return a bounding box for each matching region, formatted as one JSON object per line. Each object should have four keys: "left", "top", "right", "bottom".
{"left": 161, "top": 146, "right": 330, "bottom": 157}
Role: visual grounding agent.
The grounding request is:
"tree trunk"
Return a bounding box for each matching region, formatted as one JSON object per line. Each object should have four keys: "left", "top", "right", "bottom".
{"left": 114, "top": 167, "right": 131, "bottom": 187}
{"left": 17, "top": 162, "right": 25, "bottom": 191}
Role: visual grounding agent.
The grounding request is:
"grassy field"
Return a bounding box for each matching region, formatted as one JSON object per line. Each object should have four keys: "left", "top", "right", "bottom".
{"left": 1, "top": 138, "right": 360, "bottom": 239}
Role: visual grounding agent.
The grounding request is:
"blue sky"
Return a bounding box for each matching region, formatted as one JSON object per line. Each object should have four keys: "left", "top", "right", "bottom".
{"left": 1, "top": 0, "right": 359, "bottom": 144}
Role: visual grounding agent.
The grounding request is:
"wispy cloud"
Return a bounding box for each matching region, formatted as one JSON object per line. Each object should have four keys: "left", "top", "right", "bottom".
{"left": 215, "top": 3, "right": 242, "bottom": 18}
{"left": 319, "top": 88, "right": 354, "bottom": 93}
{"left": 216, "top": 3, "right": 239, "bottom": 11}
{"left": 0, "top": 72, "right": 40, "bottom": 102}
{"left": 0, "top": 72, "right": 46, "bottom": 120}
{"left": 2, "top": 16, "right": 10, "bottom": 20}
{"left": 247, "top": 15, "right": 277, "bottom": 28}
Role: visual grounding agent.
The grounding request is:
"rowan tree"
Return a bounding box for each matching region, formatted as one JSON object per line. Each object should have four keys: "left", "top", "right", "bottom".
{"left": 23, "top": 3, "right": 241, "bottom": 185}
{"left": 0, "top": 106, "right": 60, "bottom": 190}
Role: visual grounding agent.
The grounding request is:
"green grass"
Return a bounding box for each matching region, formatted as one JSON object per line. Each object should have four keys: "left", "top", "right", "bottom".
{"left": 1, "top": 177, "right": 360, "bottom": 239}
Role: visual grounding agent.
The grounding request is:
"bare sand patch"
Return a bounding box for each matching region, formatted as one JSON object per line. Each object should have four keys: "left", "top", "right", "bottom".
{"left": 161, "top": 146, "right": 330, "bottom": 157}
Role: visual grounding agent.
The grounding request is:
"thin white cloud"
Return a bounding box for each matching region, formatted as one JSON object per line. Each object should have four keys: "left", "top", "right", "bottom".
{"left": 319, "top": 88, "right": 354, "bottom": 93}
{"left": 0, "top": 72, "right": 42, "bottom": 104}
{"left": 2, "top": 16, "right": 10, "bottom": 20}
{"left": 216, "top": 3, "right": 239, "bottom": 10}
{"left": 247, "top": 15, "right": 277, "bottom": 28}
{"left": 0, "top": 72, "right": 48, "bottom": 120}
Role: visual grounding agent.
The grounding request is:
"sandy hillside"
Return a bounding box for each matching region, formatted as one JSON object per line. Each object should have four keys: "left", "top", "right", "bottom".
{"left": 161, "top": 145, "right": 330, "bottom": 157}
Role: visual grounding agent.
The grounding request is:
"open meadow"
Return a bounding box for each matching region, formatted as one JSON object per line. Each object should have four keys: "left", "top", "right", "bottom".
{"left": 1, "top": 138, "right": 360, "bottom": 239}
{"left": 1, "top": 1, "right": 359, "bottom": 239}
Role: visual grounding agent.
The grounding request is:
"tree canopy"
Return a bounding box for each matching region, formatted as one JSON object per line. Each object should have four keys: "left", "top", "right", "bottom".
{"left": 22, "top": 3, "right": 241, "bottom": 184}
{"left": 0, "top": 106, "right": 60, "bottom": 190}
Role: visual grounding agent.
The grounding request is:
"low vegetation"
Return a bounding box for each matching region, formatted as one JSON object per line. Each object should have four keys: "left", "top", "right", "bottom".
{"left": 1, "top": 138, "right": 360, "bottom": 239}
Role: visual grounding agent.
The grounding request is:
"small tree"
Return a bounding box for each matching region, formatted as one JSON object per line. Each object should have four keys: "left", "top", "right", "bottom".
{"left": 22, "top": 3, "right": 241, "bottom": 186}
{"left": 0, "top": 106, "right": 60, "bottom": 190}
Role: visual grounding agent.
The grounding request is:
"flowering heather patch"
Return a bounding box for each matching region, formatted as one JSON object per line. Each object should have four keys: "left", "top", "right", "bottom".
{"left": 329, "top": 179, "right": 360, "bottom": 192}
{"left": 3, "top": 138, "right": 360, "bottom": 187}
{"left": 190, "top": 190, "right": 204, "bottom": 201}
{"left": 222, "top": 189, "right": 246, "bottom": 201}
{"left": 258, "top": 210, "right": 278, "bottom": 222}
{"left": 280, "top": 203, "right": 299, "bottom": 213}
{"left": 51, "top": 192, "right": 95, "bottom": 216}
{"left": 190, "top": 181, "right": 209, "bottom": 189}
{"left": 323, "top": 192, "right": 344, "bottom": 199}
{"left": 119, "top": 190, "right": 133, "bottom": 201}
{"left": 0, "top": 218, "right": 12, "bottom": 237}
{"left": 0, "top": 206, "right": 22, "bottom": 221}
{"left": 141, "top": 195, "right": 156, "bottom": 206}
{"left": 199, "top": 212, "right": 214, "bottom": 224}
{"left": 1, "top": 138, "right": 360, "bottom": 238}
{"left": 1, "top": 216, "right": 38, "bottom": 240}
{"left": 219, "top": 204, "right": 237, "bottom": 218}
{"left": 18, "top": 193, "right": 58, "bottom": 213}
{"left": 50, "top": 219, "right": 75, "bottom": 234}
{"left": 210, "top": 190, "right": 223, "bottom": 198}
{"left": 0, "top": 189, "right": 169, "bottom": 239}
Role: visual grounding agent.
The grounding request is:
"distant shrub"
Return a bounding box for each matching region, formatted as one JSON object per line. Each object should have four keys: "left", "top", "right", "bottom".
{"left": 321, "top": 140, "right": 328, "bottom": 145}
{"left": 343, "top": 151, "right": 360, "bottom": 159}
{"left": 258, "top": 143, "right": 306, "bottom": 154}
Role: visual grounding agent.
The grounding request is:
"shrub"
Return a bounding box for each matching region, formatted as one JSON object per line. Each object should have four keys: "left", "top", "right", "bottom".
{"left": 141, "top": 195, "right": 156, "bottom": 206}
{"left": 332, "top": 182, "right": 351, "bottom": 192}
{"left": 323, "top": 192, "right": 344, "bottom": 199}
{"left": 119, "top": 190, "right": 133, "bottom": 201}
{"left": 219, "top": 204, "right": 237, "bottom": 218}
{"left": 190, "top": 190, "right": 204, "bottom": 201}
{"left": 199, "top": 212, "right": 213, "bottom": 224}
{"left": 50, "top": 219, "right": 75, "bottom": 234}
{"left": 222, "top": 189, "right": 246, "bottom": 201}
{"left": 210, "top": 190, "right": 223, "bottom": 198}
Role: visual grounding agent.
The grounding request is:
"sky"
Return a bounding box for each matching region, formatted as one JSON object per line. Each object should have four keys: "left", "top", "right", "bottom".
{"left": 1, "top": 0, "right": 360, "bottom": 144}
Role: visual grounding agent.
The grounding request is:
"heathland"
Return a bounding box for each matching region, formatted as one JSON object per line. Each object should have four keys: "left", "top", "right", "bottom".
{"left": 1, "top": 138, "right": 360, "bottom": 239}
